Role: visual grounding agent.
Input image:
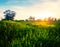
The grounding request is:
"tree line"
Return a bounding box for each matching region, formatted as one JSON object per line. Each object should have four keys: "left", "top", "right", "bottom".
{"left": 2, "top": 10, "right": 60, "bottom": 22}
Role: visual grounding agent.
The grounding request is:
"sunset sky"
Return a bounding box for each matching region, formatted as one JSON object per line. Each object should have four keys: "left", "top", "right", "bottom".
{"left": 0, "top": 0, "right": 60, "bottom": 20}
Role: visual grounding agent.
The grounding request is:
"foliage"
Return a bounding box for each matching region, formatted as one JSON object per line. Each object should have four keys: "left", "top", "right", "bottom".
{"left": 4, "top": 10, "right": 16, "bottom": 20}
{"left": 0, "top": 21, "right": 60, "bottom": 47}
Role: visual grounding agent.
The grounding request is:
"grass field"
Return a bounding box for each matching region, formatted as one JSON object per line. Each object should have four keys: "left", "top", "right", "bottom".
{"left": 0, "top": 20, "right": 60, "bottom": 47}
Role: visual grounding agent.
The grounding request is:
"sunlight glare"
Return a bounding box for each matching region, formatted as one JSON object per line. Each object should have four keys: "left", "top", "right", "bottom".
{"left": 35, "top": 12, "right": 54, "bottom": 20}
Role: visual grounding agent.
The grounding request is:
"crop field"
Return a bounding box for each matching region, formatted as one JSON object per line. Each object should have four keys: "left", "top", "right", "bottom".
{"left": 0, "top": 20, "right": 60, "bottom": 47}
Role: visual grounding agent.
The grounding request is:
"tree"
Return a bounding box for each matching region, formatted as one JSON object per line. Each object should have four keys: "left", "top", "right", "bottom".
{"left": 4, "top": 10, "right": 16, "bottom": 20}
{"left": 28, "top": 16, "right": 35, "bottom": 21}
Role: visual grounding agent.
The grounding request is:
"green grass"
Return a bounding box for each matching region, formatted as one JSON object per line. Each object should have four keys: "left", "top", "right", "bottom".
{"left": 0, "top": 20, "right": 60, "bottom": 47}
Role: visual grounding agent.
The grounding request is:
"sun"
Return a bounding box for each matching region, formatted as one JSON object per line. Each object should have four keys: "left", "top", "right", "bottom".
{"left": 35, "top": 12, "right": 54, "bottom": 20}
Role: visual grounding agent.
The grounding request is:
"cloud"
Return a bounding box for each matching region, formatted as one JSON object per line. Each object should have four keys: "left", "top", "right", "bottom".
{"left": 6, "top": 0, "right": 41, "bottom": 6}
{"left": 2, "top": 0, "right": 58, "bottom": 6}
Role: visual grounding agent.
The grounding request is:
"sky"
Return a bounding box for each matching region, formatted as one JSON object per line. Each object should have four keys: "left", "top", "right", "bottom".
{"left": 0, "top": 0, "right": 60, "bottom": 20}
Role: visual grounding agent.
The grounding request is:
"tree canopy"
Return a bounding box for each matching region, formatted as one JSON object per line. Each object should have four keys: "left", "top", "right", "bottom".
{"left": 4, "top": 10, "right": 16, "bottom": 20}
